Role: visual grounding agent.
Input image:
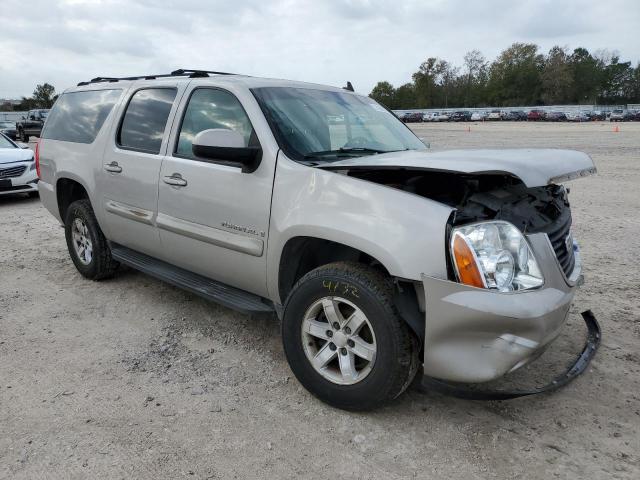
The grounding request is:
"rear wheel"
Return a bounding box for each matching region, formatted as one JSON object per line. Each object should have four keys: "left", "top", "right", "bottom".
{"left": 20, "top": 130, "right": 29, "bottom": 142}
{"left": 282, "top": 262, "right": 419, "bottom": 410}
{"left": 64, "top": 199, "right": 119, "bottom": 280}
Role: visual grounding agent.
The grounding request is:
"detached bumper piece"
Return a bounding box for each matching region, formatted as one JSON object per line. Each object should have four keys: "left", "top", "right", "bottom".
{"left": 420, "top": 310, "right": 600, "bottom": 400}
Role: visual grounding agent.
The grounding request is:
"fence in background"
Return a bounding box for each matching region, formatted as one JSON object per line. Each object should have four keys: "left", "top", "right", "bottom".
{"left": 392, "top": 105, "right": 630, "bottom": 116}
{"left": 0, "top": 111, "right": 27, "bottom": 122}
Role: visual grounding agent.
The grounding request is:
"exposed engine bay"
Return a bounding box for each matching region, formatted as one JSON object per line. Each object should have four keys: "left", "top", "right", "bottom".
{"left": 339, "top": 167, "right": 576, "bottom": 278}
{"left": 341, "top": 168, "right": 571, "bottom": 233}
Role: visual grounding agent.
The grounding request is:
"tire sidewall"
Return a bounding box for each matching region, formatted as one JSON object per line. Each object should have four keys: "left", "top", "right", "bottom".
{"left": 65, "top": 201, "right": 100, "bottom": 278}
{"left": 282, "top": 267, "right": 408, "bottom": 409}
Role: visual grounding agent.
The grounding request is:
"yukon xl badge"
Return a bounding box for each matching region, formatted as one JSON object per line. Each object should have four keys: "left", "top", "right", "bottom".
{"left": 221, "top": 221, "right": 265, "bottom": 237}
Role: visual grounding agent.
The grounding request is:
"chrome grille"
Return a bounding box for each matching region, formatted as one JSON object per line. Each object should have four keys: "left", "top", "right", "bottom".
{"left": 0, "top": 165, "right": 27, "bottom": 179}
{"left": 545, "top": 210, "right": 575, "bottom": 277}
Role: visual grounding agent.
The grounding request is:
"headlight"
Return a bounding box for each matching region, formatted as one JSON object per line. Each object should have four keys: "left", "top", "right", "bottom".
{"left": 450, "top": 221, "right": 543, "bottom": 292}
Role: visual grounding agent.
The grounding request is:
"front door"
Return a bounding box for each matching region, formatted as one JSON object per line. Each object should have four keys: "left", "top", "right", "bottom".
{"left": 100, "top": 83, "right": 185, "bottom": 258}
{"left": 156, "top": 86, "right": 275, "bottom": 297}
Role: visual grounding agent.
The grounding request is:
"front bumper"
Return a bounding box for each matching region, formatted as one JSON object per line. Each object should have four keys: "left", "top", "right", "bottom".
{"left": 421, "top": 232, "right": 582, "bottom": 383}
{"left": 0, "top": 162, "right": 38, "bottom": 195}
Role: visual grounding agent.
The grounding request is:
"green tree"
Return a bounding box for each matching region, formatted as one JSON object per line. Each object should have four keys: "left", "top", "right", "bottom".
{"left": 32, "top": 83, "right": 57, "bottom": 108}
{"left": 463, "top": 50, "right": 488, "bottom": 107}
{"left": 369, "top": 81, "right": 397, "bottom": 109}
{"left": 569, "top": 48, "right": 603, "bottom": 104}
{"left": 599, "top": 56, "right": 634, "bottom": 104}
{"left": 394, "top": 83, "right": 417, "bottom": 109}
{"left": 541, "top": 46, "right": 574, "bottom": 104}
{"left": 487, "top": 43, "right": 544, "bottom": 106}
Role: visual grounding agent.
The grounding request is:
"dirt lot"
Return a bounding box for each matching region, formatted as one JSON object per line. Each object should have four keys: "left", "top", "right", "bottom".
{"left": 1, "top": 122, "right": 639, "bottom": 479}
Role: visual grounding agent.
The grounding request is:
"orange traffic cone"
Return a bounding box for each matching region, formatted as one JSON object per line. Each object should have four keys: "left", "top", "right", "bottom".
{"left": 613, "top": 125, "right": 620, "bottom": 133}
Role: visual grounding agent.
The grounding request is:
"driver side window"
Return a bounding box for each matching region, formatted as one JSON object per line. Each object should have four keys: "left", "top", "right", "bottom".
{"left": 176, "top": 88, "right": 257, "bottom": 159}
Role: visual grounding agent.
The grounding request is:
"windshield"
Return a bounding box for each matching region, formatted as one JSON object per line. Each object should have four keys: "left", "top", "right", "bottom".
{"left": 0, "top": 135, "right": 16, "bottom": 148}
{"left": 252, "top": 87, "right": 426, "bottom": 162}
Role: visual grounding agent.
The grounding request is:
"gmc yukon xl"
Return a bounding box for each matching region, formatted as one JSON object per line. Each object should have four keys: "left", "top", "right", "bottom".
{"left": 37, "top": 69, "right": 597, "bottom": 409}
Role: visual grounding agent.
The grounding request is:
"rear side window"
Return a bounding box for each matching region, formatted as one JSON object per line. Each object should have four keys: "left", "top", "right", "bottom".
{"left": 118, "top": 88, "right": 177, "bottom": 154}
{"left": 42, "top": 89, "right": 121, "bottom": 144}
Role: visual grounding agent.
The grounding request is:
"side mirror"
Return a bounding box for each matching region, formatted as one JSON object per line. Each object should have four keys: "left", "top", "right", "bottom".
{"left": 192, "top": 129, "right": 261, "bottom": 173}
{"left": 16, "top": 142, "right": 30, "bottom": 149}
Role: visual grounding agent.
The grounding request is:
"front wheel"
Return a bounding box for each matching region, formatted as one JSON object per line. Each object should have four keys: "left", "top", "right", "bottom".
{"left": 282, "top": 262, "right": 419, "bottom": 410}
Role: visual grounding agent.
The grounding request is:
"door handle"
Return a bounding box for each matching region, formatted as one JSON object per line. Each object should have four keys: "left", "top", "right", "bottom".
{"left": 104, "top": 161, "right": 122, "bottom": 173}
{"left": 163, "top": 173, "right": 187, "bottom": 187}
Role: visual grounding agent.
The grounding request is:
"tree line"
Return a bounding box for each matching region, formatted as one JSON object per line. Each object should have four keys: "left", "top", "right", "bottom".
{"left": 369, "top": 43, "right": 640, "bottom": 110}
{"left": 1, "top": 83, "right": 58, "bottom": 111}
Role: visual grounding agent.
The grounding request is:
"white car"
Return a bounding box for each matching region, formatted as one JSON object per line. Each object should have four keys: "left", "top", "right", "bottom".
{"left": 434, "top": 112, "right": 449, "bottom": 122}
{"left": 471, "top": 111, "right": 486, "bottom": 121}
{"left": 487, "top": 109, "right": 504, "bottom": 121}
{"left": 0, "top": 133, "right": 38, "bottom": 197}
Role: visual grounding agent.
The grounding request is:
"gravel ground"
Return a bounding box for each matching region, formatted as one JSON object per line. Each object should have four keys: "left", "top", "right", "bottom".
{"left": 1, "top": 122, "right": 639, "bottom": 479}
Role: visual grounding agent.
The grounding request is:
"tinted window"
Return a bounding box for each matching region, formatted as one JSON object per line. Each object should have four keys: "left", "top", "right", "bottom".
{"left": 176, "top": 88, "right": 256, "bottom": 158}
{"left": 118, "top": 88, "right": 177, "bottom": 154}
{"left": 41, "top": 90, "right": 121, "bottom": 144}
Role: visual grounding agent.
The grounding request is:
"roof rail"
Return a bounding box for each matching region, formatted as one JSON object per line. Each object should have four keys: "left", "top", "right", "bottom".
{"left": 77, "top": 69, "right": 240, "bottom": 86}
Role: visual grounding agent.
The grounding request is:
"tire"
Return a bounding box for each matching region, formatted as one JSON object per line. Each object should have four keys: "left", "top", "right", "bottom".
{"left": 282, "top": 262, "right": 419, "bottom": 410}
{"left": 21, "top": 130, "right": 29, "bottom": 142}
{"left": 64, "top": 199, "right": 119, "bottom": 280}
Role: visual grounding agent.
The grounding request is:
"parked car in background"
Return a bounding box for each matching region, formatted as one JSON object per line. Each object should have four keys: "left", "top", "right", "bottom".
{"left": 16, "top": 109, "right": 49, "bottom": 141}
{"left": 547, "top": 111, "right": 567, "bottom": 122}
{"left": 402, "top": 112, "right": 423, "bottom": 123}
{"left": 434, "top": 112, "right": 450, "bottom": 122}
{"left": 527, "top": 109, "right": 546, "bottom": 121}
{"left": 504, "top": 110, "right": 527, "bottom": 121}
{"left": 37, "top": 69, "right": 597, "bottom": 410}
{"left": 590, "top": 111, "right": 606, "bottom": 121}
{"left": 609, "top": 109, "right": 631, "bottom": 122}
{"left": 632, "top": 110, "right": 640, "bottom": 121}
{"left": 0, "top": 132, "right": 38, "bottom": 197}
{"left": 450, "top": 111, "right": 472, "bottom": 122}
{"left": 470, "top": 111, "right": 487, "bottom": 121}
{"left": 0, "top": 121, "right": 18, "bottom": 140}
{"left": 487, "top": 109, "right": 504, "bottom": 121}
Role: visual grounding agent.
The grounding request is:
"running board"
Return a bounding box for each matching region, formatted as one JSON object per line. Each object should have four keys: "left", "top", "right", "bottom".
{"left": 110, "top": 244, "right": 274, "bottom": 314}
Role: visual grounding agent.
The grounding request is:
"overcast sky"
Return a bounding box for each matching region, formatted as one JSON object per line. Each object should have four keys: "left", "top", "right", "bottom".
{"left": 1, "top": 0, "right": 639, "bottom": 99}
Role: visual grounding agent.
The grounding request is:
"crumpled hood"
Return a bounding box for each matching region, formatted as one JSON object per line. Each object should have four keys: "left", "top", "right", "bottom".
{"left": 318, "top": 148, "right": 596, "bottom": 187}
{"left": 0, "top": 147, "right": 34, "bottom": 164}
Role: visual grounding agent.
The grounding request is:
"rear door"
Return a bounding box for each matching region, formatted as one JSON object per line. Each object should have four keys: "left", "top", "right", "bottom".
{"left": 100, "top": 82, "right": 186, "bottom": 258}
{"left": 156, "top": 85, "right": 276, "bottom": 297}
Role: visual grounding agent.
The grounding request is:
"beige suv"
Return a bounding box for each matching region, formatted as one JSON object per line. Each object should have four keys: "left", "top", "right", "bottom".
{"left": 37, "top": 69, "right": 597, "bottom": 409}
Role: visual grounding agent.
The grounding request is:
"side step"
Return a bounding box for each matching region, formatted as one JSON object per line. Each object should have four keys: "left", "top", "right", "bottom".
{"left": 110, "top": 244, "right": 274, "bottom": 314}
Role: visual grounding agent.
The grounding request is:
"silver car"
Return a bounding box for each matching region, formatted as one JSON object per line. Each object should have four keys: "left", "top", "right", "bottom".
{"left": 37, "top": 69, "right": 597, "bottom": 409}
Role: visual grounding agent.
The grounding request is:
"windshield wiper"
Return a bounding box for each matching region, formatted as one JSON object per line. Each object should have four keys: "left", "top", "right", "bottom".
{"left": 304, "top": 147, "right": 391, "bottom": 159}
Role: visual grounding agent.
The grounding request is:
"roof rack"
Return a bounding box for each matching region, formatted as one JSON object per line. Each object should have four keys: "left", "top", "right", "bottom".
{"left": 77, "top": 69, "right": 239, "bottom": 86}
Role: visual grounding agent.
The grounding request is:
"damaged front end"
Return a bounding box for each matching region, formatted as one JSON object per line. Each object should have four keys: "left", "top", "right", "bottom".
{"left": 321, "top": 150, "right": 599, "bottom": 396}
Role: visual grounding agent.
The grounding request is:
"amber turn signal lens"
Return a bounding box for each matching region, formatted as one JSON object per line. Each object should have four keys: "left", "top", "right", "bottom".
{"left": 452, "top": 233, "right": 486, "bottom": 288}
